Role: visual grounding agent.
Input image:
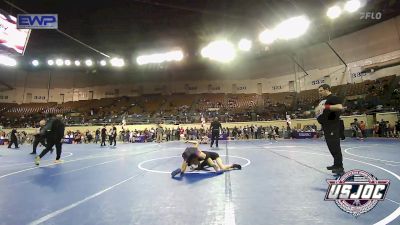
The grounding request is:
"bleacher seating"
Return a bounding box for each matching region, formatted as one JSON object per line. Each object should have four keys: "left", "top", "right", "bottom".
{"left": 0, "top": 75, "right": 398, "bottom": 127}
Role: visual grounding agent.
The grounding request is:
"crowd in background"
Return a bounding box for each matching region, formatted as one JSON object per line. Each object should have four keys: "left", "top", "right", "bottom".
{"left": 350, "top": 118, "right": 400, "bottom": 139}
{"left": 1, "top": 118, "right": 399, "bottom": 147}
{"left": 1, "top": 76, "right": 399, "bottom": 129}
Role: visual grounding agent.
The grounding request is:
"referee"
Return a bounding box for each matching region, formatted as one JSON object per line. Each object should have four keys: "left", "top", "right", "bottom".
{"left": 35, "top": 114, "right": 65, "bottom": 165}
{"left": 315, "top": 84, "right": 344, "bottom": 175}
{"left": 210, "top": 117, "right": 222, "bottom": 148}
{"left": 7, "top": 128, "right": 19, "bottom": 149}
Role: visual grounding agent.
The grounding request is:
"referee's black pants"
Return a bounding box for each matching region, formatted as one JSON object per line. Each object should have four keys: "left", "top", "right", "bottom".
{"left": 39, "top": 138, "right": 62, "bottom": 160}
{"left": 110, "top": 135, "right": 116, "bottom": 146}
{"left": 210, "top": 131, "right": 220, "bottom": 147}
{"left": 323, "top": 125, "right": 343, "bottom": 168}
{"left": 8, "top": 137, "right": 19, "bottom": 148}
{"left": 32, "top": 136, "right": 46, "bottom": 154}
{"left": 101, "top": 136, "right": 106, "bottom": 146}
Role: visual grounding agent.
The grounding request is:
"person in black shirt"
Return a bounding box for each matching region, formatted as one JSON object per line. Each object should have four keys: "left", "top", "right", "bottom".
{"left": 95, "top": 128, "right": 100, "bottom": 144}
{"left": 210, "top": 117, "right": 222, "bottom": 148}
{"left": 110, "top": 125, "right": 117, "bottom": 146}
{"left": 35, "top": 114, "right": 65, "bottom": 165}
{"left": 7, "top": 128, "right": 19, "bottom": 149}
{"left": 101, "top": 126, "right": 107, "bottom": 147}
{"left": 315, "top": 84, "right": 345, "bottom": 175}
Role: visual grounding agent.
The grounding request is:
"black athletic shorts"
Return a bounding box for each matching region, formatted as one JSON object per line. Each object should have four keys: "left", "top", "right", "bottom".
{"left": 202, "top": 151, "right": 219, "bottom": 160}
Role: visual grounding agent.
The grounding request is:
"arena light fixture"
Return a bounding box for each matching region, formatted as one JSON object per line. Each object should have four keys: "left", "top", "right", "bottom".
{"left": 47, "top": 59, "right": 54, "bottom": 66}
{"left": 31, "top": 59, "right": 39, "bottom": 67}
{"left": 327, "top": 5, "right": 342, "bottom": 19}
{"left": 85, "top": 59, "right": 93, "bottom": 67}
{"left": 136, "top": 50, "right": 183, "bottom": 65}
{"left": 0, "top": 55, "right": 17, "bottom": 67}
{"left": 344, "top": 0, "right": 361, "bottom": 13}
{"left": 100, "top": 60, "right": 107, "bottom": 66}
{"left": 64, "top": 59, "right": 71, "bottom": 66}
{"left": 55, "top": 58, "right": 64, "bottom": 66}
{"left": 74, "top": 60, "right": 81, "bottom": 66}
{"left": 274, "top": 16, "right": 310, "bottom": 40}
{"left": 165, "top": 50, "right": 184, "bottom": 62}
{"left": 238, "top": 38, "right": 252, "bottom": 51}
{"left": 136, "top": 56, "right": 146, "bottom": 65}
{"left": 259, "top": 29, "right": 276, "bottom": 44}
{"left": 201, "top": 40, "right": 236, "bottom": 63}
{"left": 110, "top": 58, "right": 125, "bottom": 67}
{"left": 140, "top": 54, "right": 161, "bottom": 65}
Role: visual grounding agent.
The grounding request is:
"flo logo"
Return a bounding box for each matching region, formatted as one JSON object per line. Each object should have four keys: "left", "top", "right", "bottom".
{"left": 325, "top": 169, "right": 390, "bottom": 217}
{"left": 360, "top": 11, "right": 382, "bottom": 20}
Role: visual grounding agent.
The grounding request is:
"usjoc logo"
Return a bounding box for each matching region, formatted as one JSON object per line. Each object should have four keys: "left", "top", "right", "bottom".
{"left": 17, "top": 14, "right": 58, "bottom": 29}
{"left": 325, "top": 169, "right": 390, "bottom": 217}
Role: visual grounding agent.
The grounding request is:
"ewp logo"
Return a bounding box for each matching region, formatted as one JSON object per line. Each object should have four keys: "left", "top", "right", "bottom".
{"left": 17, "top": 14, "right": 58, "bottom": 29}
